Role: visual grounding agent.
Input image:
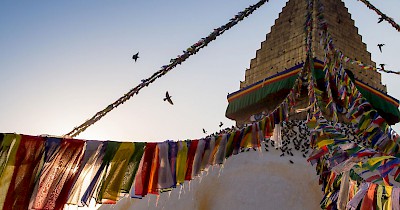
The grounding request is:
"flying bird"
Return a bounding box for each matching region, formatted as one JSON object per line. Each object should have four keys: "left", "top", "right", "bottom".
{"left": 202, "top": 128, "right": 207, "bottom": 134}
{"left": 379, "top": 64, "right": 385, "bottom": 70}
{"left": 378, "top": 17, "right": 384, "bottom": 23}
{"left": 219, "top": 122, "right": 223, "bottom": 127}
{"left": 163, "top": 91, "right": 173, "bottom": 105}
{"left": 377, "top": 44, "right": 385, "bottom": 53}
{"left": 132, "top": 52, "right": 139, "bottom": 62}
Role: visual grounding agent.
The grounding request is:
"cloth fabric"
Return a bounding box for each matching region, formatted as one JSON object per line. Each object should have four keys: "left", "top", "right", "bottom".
{"left": 134, "top": 142, "right": 157, "bottom": 197}
{"left": 192, "top": 139, "right": 205, "bottom": 178}
{"left": 232, "top": 130, "right": 242, "bottom": 155}
{"left": 391, "top": 187, "right": 400, "bottom": 210}
{"left": 347, "top": 182, "right": 371, "bottom": 210}
{"left": 0, "top": 134, "right": 20, "bottom": 177}
{"left": 97, "top": 142, "right": 135, "bottom": 203}
{"left": 168, "top": 141, "right": 178, "bottom": 187}
{"left": 215, "top": 134, "right": 227, "bottom": 165}
{"left": 225, "top": 131, "right": 236, "bottom": 158}
{"left": 80, "top": 141, "right": 108, "bottom": 206}
{"left": 67, "top": 140, "right": 104, "bottom": 206}
{"left": 384, "top": 186, "right": 393, "bottom": 210}
{"left": 377, "top": 185, "right": 384, "bottom": 210}
{"left": 360, "top": 183, "right": 377, "bottom": 210}
{"left": 0, "top": 134, "right": 21, "bottom": 209}
{"left": 271, "top": 123, "right": 282, "bottom": 148}
{"left": 209, "top": 136, "right": 220, "bottom": 165}
{"left": 251, "top": 122, "right": 260, "bottom": 149}
{"left": 226, "top": 67, "right": 299, "bottom": 117}
{"left": 200, "top": 138, "right": 211, "bottom": 171}
{"left": 185, "top": 140, "right": 198, "bottom": 181}
{"left": 147, "top": 144, "right": 160, "bottom": 195}
{"left": 175, "top": 141, "right": 188, "bottom": 185}
{"left": 2, "top": 135, "right": 45, "bottom": 210}
{"left": 337, "top": 170, "right": 350, "bottom": 210}
{"left": 120, "top": 142, "right": 145, "bottom": 194}
{"left": 240, "top": 126, "right": 252, "bottom": 149}
{"left": 157, "top": 142, "right": 174, "bottom": 190}
{"left": 29, "top": 138, "right": 85, "bottom": 210}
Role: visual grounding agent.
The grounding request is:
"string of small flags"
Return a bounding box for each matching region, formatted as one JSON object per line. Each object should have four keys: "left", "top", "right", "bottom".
{"left": 356, "top": 0, "right": 400, "bottom": 32}
{"left": 65, "top": 0, "right": 270, "bottom": 138}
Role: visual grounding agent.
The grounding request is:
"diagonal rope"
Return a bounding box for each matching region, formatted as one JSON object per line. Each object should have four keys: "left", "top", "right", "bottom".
{"left": 377, "top": 68, "right": 400, "bottom": 75}
{"left": 65, "top": 0, "right": 269, "bottom": 138}
{"left": 356, "top": 0, "right": 400, "bottom": 32}
{"left": 323, "top": 45, "right": 400, "bottom": 75}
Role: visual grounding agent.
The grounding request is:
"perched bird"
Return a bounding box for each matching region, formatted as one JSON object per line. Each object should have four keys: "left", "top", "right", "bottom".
{"left": 219, "top": 122, "right": 223, "bottom": 127}
{"left": 202, "top": 128, "right": 207, "bottom": 134}
{"left": 377, "top": 44, "right": 385, "bottom": 53}
{"left": 163, "top": 91, "right": 173, "bottom": 105}
{"left": 379, "top": 64, "right": 385, "bottom": 70}
{"left": 289, "top": 160, "right": 294, "bottom": 164}
{"left": 378, "top": 17, "right": 384, "bottom": 23}
{"left": 132, "top": 52, "right": 139, "bottom": 62}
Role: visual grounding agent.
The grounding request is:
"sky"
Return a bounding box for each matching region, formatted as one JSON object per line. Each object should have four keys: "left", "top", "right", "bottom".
{"left": 0, "top": 0, "right": 399, "bottom": 142}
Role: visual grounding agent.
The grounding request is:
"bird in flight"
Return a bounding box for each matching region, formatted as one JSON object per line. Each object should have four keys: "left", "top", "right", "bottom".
{"left": 379, "top": 64, "right": 385, "bottom": 70}
{"left": 219, "top": 122, "right": 223, "bottom": 127}
{"left": 378, "top": 17, "right": 384, "bottom": 23}
{"left": 132, "top": 52, "right": 139, "bottom": 62}
{"left": 163, "top": 91, "right": 173, "bottom": 105}
{"left": 377, "top": 44, "right": 385, "bottom": 53}
{"left": 202, "top": 128, "right": 207, "bottom": 134}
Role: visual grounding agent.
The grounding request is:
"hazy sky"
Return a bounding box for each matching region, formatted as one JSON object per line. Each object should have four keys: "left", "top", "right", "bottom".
{"left": 0, "top": 0, "right": 399, "bottom": 142}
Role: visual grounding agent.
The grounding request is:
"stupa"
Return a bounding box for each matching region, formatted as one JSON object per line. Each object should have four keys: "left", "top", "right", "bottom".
{"left": 225, "top": 0, "right": 399, "bottom": 126}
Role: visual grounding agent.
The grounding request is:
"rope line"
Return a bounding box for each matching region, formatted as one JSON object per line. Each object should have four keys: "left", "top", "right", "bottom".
{"left": 326, "top": 41, "right": 400, "bottom": 75}
{"left": 356, "top": 0, "right": 400, "bottom": 32}
{"left": 377, "top": 68, "right": 400, "bottom": 75}
{"left": 65, "top": 0, "right": 269, "bottom": 138}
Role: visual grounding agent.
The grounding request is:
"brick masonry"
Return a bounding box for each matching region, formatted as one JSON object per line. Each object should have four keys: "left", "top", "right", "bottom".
{"left": 233, "top": 0, "right": 386, "bottom": 126}
{"left": 240, "top": 0, "right": 385, "bottom": 92}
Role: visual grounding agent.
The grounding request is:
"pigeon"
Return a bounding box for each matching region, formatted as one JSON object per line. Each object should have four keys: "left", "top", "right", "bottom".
{"left": 163, "top": 91, "right": 173, "bottom": 105}
{"left": 379, "top": 64, "right": 385, "bottom": 70}
{"left": 377, "top": 44, "right": 385, "bottom": 53}
{"left": 289, "top": 160, "right": 294, "bottom": 164}
{"left": 219, "top": 122, "right": 223, "bottom": 127}
{"left": 202, "top": 128, "right": 207, "bottom": 134}
{"left": 378, "top": 17, "right": 384, "bottom": 23}
{"left": 132, "top": 52, "right": 139, "bottom": 62}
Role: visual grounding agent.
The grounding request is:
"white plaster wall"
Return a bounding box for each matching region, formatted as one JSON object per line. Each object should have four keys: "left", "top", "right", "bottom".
{"left": 97, "top": 145, "right": 323, "bottom": 210}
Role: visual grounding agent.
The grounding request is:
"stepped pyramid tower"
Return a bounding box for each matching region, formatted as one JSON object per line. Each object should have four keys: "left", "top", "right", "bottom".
{"left": 226, "top": 0, "right": 399, "bottom": 126}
